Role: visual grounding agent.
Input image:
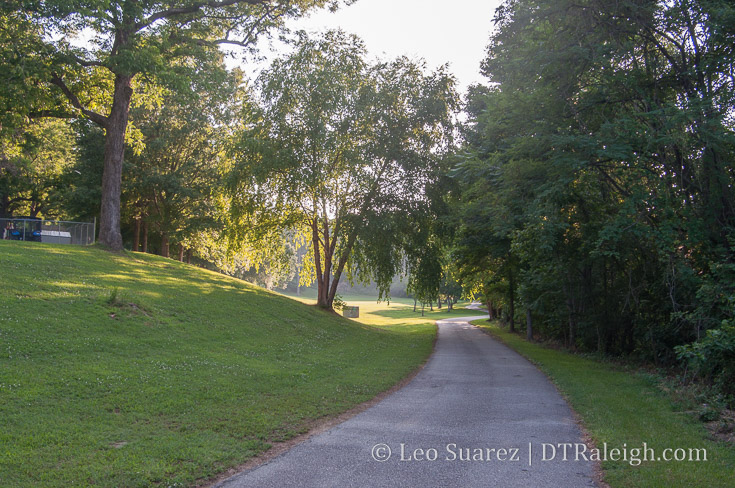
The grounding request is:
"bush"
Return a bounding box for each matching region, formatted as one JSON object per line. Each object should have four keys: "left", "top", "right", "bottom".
{"left": 676, "top": 320, "right": 735, "bottom": 403}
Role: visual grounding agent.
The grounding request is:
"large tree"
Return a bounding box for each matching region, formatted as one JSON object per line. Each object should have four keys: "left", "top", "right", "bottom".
{"left": 455, "top": 0, "right": 735, "bottom": 361}
{"left": 8, "top": 0, "right": 344, "bottom": 250}
{"left": 230, "top": 31, "right": 457, "bottom": 309}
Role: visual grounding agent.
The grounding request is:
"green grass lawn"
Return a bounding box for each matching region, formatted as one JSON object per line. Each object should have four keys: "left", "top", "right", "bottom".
{"left": 282, "top": 289, "right": 468, "bottom": 326}
{"left": 472, "top": 320, "right": 735, "bottom": 488}
{"left": 0, "top": 241, "right": 442, "bottom": 487}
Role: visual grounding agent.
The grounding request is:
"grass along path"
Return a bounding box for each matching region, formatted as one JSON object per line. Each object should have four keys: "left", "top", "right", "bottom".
{"left": 472, "top": 320, "right": 735, "bottom": 488}
{"left": 0, "top": 241, "right": 440, "bottom": 487}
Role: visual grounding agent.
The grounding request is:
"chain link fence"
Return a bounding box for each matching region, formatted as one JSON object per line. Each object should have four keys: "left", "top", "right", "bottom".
{"left": 1, "top": 218, "right": 95, "bottom": 246}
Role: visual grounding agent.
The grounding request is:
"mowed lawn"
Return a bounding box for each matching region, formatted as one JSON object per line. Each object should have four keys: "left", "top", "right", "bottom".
{"left": 284, "top": 289, "right": 470, "bottom": 327}
{"left": 473, "top": 320, "right": 735, "bottom": 488}
{"left": 0, "top": 241, "right": 437, "bottom": 487}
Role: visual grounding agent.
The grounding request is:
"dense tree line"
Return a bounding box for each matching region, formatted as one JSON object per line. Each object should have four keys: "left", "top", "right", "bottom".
{"left": 451, "top": 0, "right": 734, "bottom": 397}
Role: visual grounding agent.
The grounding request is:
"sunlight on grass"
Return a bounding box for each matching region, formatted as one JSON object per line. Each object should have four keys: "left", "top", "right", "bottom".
{"left": 0, "top": 241, "right": 438, "bottom": 487}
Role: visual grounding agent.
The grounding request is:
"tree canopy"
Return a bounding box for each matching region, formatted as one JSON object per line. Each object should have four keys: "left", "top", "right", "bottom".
{"left": 230, "top": 30, "right": 458, "bottom": 309}
{"left": 451, "top": 0, "right": 735, "bottom": 370}
{"left": 4, "top": 0, "right": 347, "bottom": 249}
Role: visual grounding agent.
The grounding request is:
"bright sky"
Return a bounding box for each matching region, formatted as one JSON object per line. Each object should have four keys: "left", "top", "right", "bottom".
{"left": 248, "top": 0, "right": 504, "bottom": 94}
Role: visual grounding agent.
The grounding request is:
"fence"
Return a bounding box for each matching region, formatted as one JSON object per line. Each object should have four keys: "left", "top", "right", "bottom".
{"left": 1, "top": 217, "right": 95, "bottom": 246}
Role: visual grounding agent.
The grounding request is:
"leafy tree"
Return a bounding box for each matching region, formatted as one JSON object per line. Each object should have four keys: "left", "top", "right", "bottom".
{"left": 125, "top": 55, "right": 243, "bottom": 258}
{"left": 58, "top": 121, "right": 105, "bottom": 223}
{"left": 230, "top": 30, "right": 457, "bottom": 309}
{"left": 0, "top": 118, "right": 75, "bottom": 218}
{"left": 0, "top": 11, "right": 57, "bottom": 134}
{"left": 405, "top": 236, "right": 442, "bottom": 316}
{"left": 455, "top": 0, "right": 735, "bottom": 367}
{"left": 439, "top": 262, "right": 462, "bottom": 311}
{"left": 7, "top": 0, "right": 346, "bottom": 250}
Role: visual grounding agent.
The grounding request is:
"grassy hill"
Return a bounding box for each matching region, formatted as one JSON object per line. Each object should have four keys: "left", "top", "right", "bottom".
{"left": 0, "top": 241, "right": 436, "bottom": 487}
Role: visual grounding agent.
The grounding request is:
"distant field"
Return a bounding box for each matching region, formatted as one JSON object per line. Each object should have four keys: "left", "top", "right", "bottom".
{"left": 281, "top": 290, "right": 469, "bottom": 326}
{"left": 0, "top": 241, "right": 442, "bottom": 487}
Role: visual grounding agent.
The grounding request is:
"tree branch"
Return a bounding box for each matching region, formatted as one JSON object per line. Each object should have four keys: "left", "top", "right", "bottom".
{"left": 175, "top": 5, "right": 283, "bottom": 50}
{"left": 50, "top": 73, "right": 109, "bottom": 128}
{"left": 66, "top": 53, "right": 106, "bottom": 68}
{"left": 28, "top": 110, "right": 78, "bottom": 119}
{"left": 135, "top": 0, "right": 273, "bottom": 31}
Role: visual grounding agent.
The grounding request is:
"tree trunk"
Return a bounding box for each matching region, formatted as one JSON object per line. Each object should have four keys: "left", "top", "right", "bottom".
{"left": 565, "top": 292, "right": 576, "bottom": 349}
{"left": 321, "top": 217, "right": 333, "bottom": 307}
{"left": 325, "top": 225, "right": 360, "bottom": 310}
{"left": 322, "top": 176, "right": 383, "bottom": 309}
{"left": 568, "top": 312, "right": 576, "bottom": 349}
{"left": 160, "top": 232, "right": 169, "bottom": 258}
{"left": 487, "top": 299, "right": 494, "bottom": 319}
{"left": 186, "top": 248, "right": 192, "bottom": 264}
{"left": 98, "top": 73, "right": 133, "bottom": 251}
{"left": 413, "top": 298, "right": 417, "bottom": 312}
{"left": 437, "top": 297, "right": 442, "bottom": 309}
{"left": 133, "top": 218, "right": 140, "bottom": 252}
{"left": 312, "top": 221, "right": 328, "bottom": 308}
{"left": 508, "top": 271, "right": 516, "bottom": 333}
{"left": 0, "top": 194, "right": 9, "bottom": 219}
{"left": 178, "top": 244, "right": 185, "bottom": 262}
{"left": 526, "top": 308, "right": 533, "bottom": 342}
{"left": 142, "top": 221, "right": 148, "bottom": 253}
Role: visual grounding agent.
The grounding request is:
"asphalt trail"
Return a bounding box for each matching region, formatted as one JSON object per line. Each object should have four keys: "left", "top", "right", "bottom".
{"left": 216, "top": 312, "right": 596, "bottom": 488}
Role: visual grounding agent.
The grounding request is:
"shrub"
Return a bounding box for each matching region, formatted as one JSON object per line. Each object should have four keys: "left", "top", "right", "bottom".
{"left": 676, "top": 319, "right": 735, "bottom": 403}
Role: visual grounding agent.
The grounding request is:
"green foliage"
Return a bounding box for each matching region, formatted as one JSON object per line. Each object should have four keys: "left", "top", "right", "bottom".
{"left": 0, "top": 11, "right": 62, "bottom": 130}
{"left": 57, "top": 121, "right": 104, "bottom": 222}
{"left": 0, "top": 118, "right": 76, "bottom": 218}
{"left": 451, "top": 0, "right": 735, "bottom": 375}
{"left": 230, "top": 30, "right": 458, "bottom": 309}
{"left": 406, "top": 240, "right": 442, "bottom": 307}
{"left": 676, "top": 318, "right": 735, "bottom": 398}
{"left": 105, "top": 287, "right": 120, "bottom": 306}
{"left": 332, "top": 294, "right": 346, "bottom": 312}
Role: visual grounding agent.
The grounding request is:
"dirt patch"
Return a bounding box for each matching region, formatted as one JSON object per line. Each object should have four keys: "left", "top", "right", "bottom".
{"left": 108, "top": 299, "right": 151, "bottom": 318}
{"left": 706, "top": 409, "right": 735, "bottom": 444}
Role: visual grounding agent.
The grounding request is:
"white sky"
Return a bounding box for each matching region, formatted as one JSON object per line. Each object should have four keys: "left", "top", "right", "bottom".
{"left": 245, "top": 0, "right": 503, "bottom": 94}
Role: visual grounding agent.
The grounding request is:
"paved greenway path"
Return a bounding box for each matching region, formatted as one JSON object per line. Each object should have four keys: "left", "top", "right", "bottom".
{"left": 216, "top": 310, "right": 596, "bottom": 488}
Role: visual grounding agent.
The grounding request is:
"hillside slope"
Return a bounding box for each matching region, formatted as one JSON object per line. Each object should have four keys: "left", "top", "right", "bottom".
{"left": 0, "top": 242, "right": 435, "bottom": 487}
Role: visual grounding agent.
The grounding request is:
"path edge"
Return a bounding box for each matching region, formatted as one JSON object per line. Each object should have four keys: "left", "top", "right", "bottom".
{"left": 200, "top": 322, "right": 440, "bottom": 487}
{"left": 470, "top": 316, "right": 608, "bottom": 488}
